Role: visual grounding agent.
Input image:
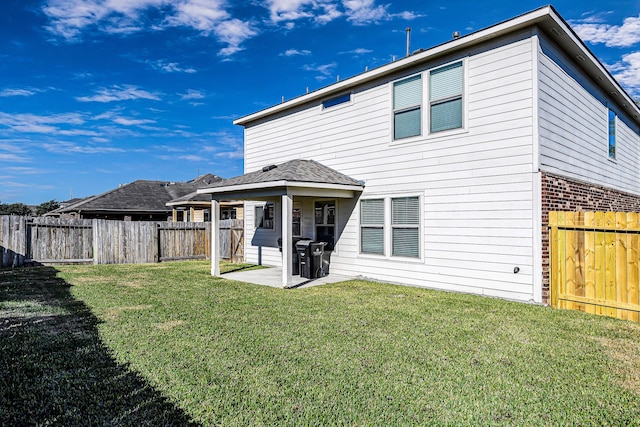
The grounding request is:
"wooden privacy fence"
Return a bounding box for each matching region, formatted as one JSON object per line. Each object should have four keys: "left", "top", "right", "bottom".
{"left": 549, "top": 211, "right": 640, "bottom": 321}
{"left": 0, "top": 216, "right": 244, "bottom": 268}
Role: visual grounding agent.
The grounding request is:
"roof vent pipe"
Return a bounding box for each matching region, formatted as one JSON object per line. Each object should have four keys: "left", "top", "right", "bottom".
{"left": 452, "top": 31, "right": 460, "bottom": 39}
{"left": 405, "top": 27, "right": 411, "bottom": 57}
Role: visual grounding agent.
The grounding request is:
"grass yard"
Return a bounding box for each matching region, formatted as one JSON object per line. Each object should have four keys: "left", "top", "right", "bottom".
{"left": 2, "top": 261, "right": 640, "bottom": 426}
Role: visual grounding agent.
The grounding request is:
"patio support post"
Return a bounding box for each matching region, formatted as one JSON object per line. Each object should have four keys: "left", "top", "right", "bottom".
{"left": 281, "top": 194, "right": 293, "bottom": 288}
{"left": 211, "top": 199, "right": 220, "bottom": 276}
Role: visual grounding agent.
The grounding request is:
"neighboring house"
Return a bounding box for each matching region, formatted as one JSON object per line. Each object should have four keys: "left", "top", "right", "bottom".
{"left": 166, "top": 191, "right": 244, "bottom": 222}
{"left": 199, "top": 6, "right": 640, "bottom": 304}
{"left": 48, "top": 174, "right": 221, "bottom": 221}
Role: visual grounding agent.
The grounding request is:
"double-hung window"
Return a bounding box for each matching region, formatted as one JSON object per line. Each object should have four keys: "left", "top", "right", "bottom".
{"left": 393, "top": 75, "right": 422, "bottom": 139}
{"left": 429, "top": 61, "right": 463, "bottom": 133}
{"left": 391, "top": 197, "right": 420, "bottom": 258}
{"left": 360, "top": 196, "right": 420, "bottom": 258}
{"left": 608, "top": 109, "right": 616, "bottom": 159}
{"left": 360, "top": 199, "right": 385, "bottom": 255}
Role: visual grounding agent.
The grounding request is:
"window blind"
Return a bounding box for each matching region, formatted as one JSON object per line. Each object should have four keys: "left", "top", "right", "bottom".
{"left": 394, "top": 75, "right": 422, "bottom": 110}
{"left": 431, "top": 98, "right": 462, "bottom": 133}
{"left": 392, "top": 197, "right": 420, "bottom": 225}
{"left": 429, "top": 62, "right": 463, "bottom": 133}
{"left": 391, "top": 197, "right": 420, "bottom": 258}
{"left": 360, "top": 199, "right": 384, "bottom": 255}
{"left": 430, "top": 62, "right": 463, "bottom": 101}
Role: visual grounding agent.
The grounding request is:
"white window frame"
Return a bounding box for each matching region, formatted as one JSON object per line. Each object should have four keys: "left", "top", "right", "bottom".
{"left": 392, "top": 73, "right": 423, "bottom": 141}
{"left": 428, "top": 60, "right": 465, "bottom": 135}
{"left": 390, "top": 58, "right": 468, "bottom": 145}
{"left": 360, "top": 198, "right": 385, "bottom": 255}
{"left": 358, "top": 195, "right": 423, "bottom": 261}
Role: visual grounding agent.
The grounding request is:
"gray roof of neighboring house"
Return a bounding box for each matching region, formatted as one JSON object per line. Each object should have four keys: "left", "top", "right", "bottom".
{"left": 200, "top": 159, "right": 363, "bottom": 189}
{"left": 52, "top": 174, "right": 222, "bottom": 214}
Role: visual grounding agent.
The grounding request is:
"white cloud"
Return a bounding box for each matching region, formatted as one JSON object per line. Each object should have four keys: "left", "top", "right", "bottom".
{"left": 302, "top": 62, "right": 337, "bottom": 80}
{"left": 42, "top": 141, "right": 125, "bottom": 154}
{"left": 0, "top": 88, "right": 41, "bottom": 97}
{"left": 112, "top": 117, "right": 156, "bottom": 126}
{"left": 76, "top": 85, "right": 161, "bottom": 102}
{"left": 149, "top": 60, "right": 197, "bottom": 73}
{"left": 281, "top": 48, "right": 312, "bottom": 56}
{"left": 214, "top": 18, "right": 257, "bottom": 56}
{"left": 0, "top": 112, "right": 86, "bottom": 134}
{"left": 343, "top": 0, "right": 387, "bottom": 24}
{"left": 42, "top": 0, "right": 255, "bottom": 58}
{"left": 609, "top": 52, "right": 640, "bottom": 98}
{"left": 0, "top": 153, "right": 31, "bottom": 163}
{"left": 179, "top": 89, "right": 206, "bottom": 100}
{"left": 572, "top": 14, "right": 640, "bottom": 47}
{"left": 339, "top": 47, "right": 372, "bottom": 55}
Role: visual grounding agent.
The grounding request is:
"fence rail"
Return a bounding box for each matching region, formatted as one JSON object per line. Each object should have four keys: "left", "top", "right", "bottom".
{"left": 0, "top": 216, "right": 243, "bottom": 268}
{"left": 549, "top": 211, "right": 640, "bottom": 322}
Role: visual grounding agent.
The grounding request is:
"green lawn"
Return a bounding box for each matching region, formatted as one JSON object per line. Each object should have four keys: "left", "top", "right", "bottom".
{"left": 2, "top": 261, "right": 640, "bottom": 426}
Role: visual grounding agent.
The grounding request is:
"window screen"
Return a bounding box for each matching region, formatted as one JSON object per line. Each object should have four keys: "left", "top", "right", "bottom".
{"left": 429, "top": 62, "right": 463, "bottom": 133}
{"left": 394, "top": 75, "right": 422, "bottom": 139}
{"left": 360, "top": 199, "right": 385, "bottom": 255}
{"left": 391, "top": 197, "right": 420, "bottom": 258}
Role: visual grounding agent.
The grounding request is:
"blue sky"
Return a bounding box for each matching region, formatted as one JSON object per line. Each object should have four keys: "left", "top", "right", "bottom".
{"left": 2, "top": 0, "right": 640, "bottom": 204}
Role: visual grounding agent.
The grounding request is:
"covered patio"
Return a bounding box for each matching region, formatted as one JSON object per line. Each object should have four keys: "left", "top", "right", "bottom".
{"left": 197, "top": 159, "right": 364, "bottom": 288}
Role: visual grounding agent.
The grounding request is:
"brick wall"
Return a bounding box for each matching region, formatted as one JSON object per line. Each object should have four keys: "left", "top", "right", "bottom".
{"left": 541, "top": 171, "right": 640, "bottom": 303}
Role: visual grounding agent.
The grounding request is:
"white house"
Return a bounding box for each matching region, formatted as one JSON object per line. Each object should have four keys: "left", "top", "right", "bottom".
{"left": 199, "top": 6, "right": 640, "bottom": 304}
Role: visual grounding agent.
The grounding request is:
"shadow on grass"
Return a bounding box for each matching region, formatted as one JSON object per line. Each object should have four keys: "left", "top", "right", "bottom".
{"left": 0, "top": 266, "right": 199, "bottom": 426}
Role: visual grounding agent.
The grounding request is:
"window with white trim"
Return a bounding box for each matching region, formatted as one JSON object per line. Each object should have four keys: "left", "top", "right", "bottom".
{"left": 393, "top": 74, "right": 422, "bottom": 140}
{"left": 391, "top": 197, "right": 420, "bottom": 258}
{"left": 608, "top": 109, "right": 616, "bottom": 159}
{"left": 359, "top": 196, "right": 421, "bottom": 258}
{"left": 360, "top": 199, "right": 384, "bottom": 255}
{"left": 429, "top": 61, "right": 463, "bottom": 133}
{"left": 255, "top": 202, "right": 274, "bottom": 229}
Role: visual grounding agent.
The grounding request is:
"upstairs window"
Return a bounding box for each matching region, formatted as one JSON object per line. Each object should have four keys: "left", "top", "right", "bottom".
{"left": 429, "top": 62, "right": 463, "bottom": 133}
{"left": 608, "top": 109, "right": 616, "bottom": 159}
{"left": 323, "top": 93, "right": 351, "bottom": 109}
{"left": 393, "top": 75, "right": 422, "bottom": 139}
{"left": 360, "top": 199, "right": 385, "bottom": 255}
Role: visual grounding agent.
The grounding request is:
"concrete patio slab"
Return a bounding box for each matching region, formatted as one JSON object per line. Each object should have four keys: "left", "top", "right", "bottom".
{"left": 221, "top": 266, "right": 356, "bottom": 289}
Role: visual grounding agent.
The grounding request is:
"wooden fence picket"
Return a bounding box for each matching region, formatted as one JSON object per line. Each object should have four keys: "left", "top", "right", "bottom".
{"left": 0, "top": 215, "right": 244, "bottom": 268}
{"left": 550, "top": 211, "right": 640, "bottom": 322}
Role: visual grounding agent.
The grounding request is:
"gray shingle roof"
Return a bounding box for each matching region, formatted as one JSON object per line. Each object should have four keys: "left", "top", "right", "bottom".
{"left": 201, "top": 159, "right": 363, "bottom": 189}
{"left": 56, "top": 174, "right": 222, "bottom": 213}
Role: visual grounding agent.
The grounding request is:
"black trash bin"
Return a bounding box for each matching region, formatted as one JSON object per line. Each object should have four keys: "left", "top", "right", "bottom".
{"left": 309, "top": 242, "right": 327, "bottom": 278}
{"left": 296, "top": 240, "right": 313, "bottom": 279}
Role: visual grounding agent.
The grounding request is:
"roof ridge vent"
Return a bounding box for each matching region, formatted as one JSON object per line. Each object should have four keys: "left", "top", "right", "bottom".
{"left": 262, "top": 164, "right": 277, "bottom": 172}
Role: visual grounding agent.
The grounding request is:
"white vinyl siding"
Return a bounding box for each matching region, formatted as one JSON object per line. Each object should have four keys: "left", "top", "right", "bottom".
{"left": 538, "top": 33, "right": 640, "bottom": 195}
{"left": 243, "top": 32, "right": 539, "bottom": 302}
{"left": 393, "top": 75, "right": 422, "bottom": 139}
{"left": 360, "top": 199, "right": 384, "bottom": 255}
{"left": 429, "top": 62, "right": 463, "bottom": 133}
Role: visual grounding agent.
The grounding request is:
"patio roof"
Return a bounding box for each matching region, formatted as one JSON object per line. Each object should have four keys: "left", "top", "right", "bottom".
{"left": 197, "top": 159, "right": 364, "bottom": 200}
